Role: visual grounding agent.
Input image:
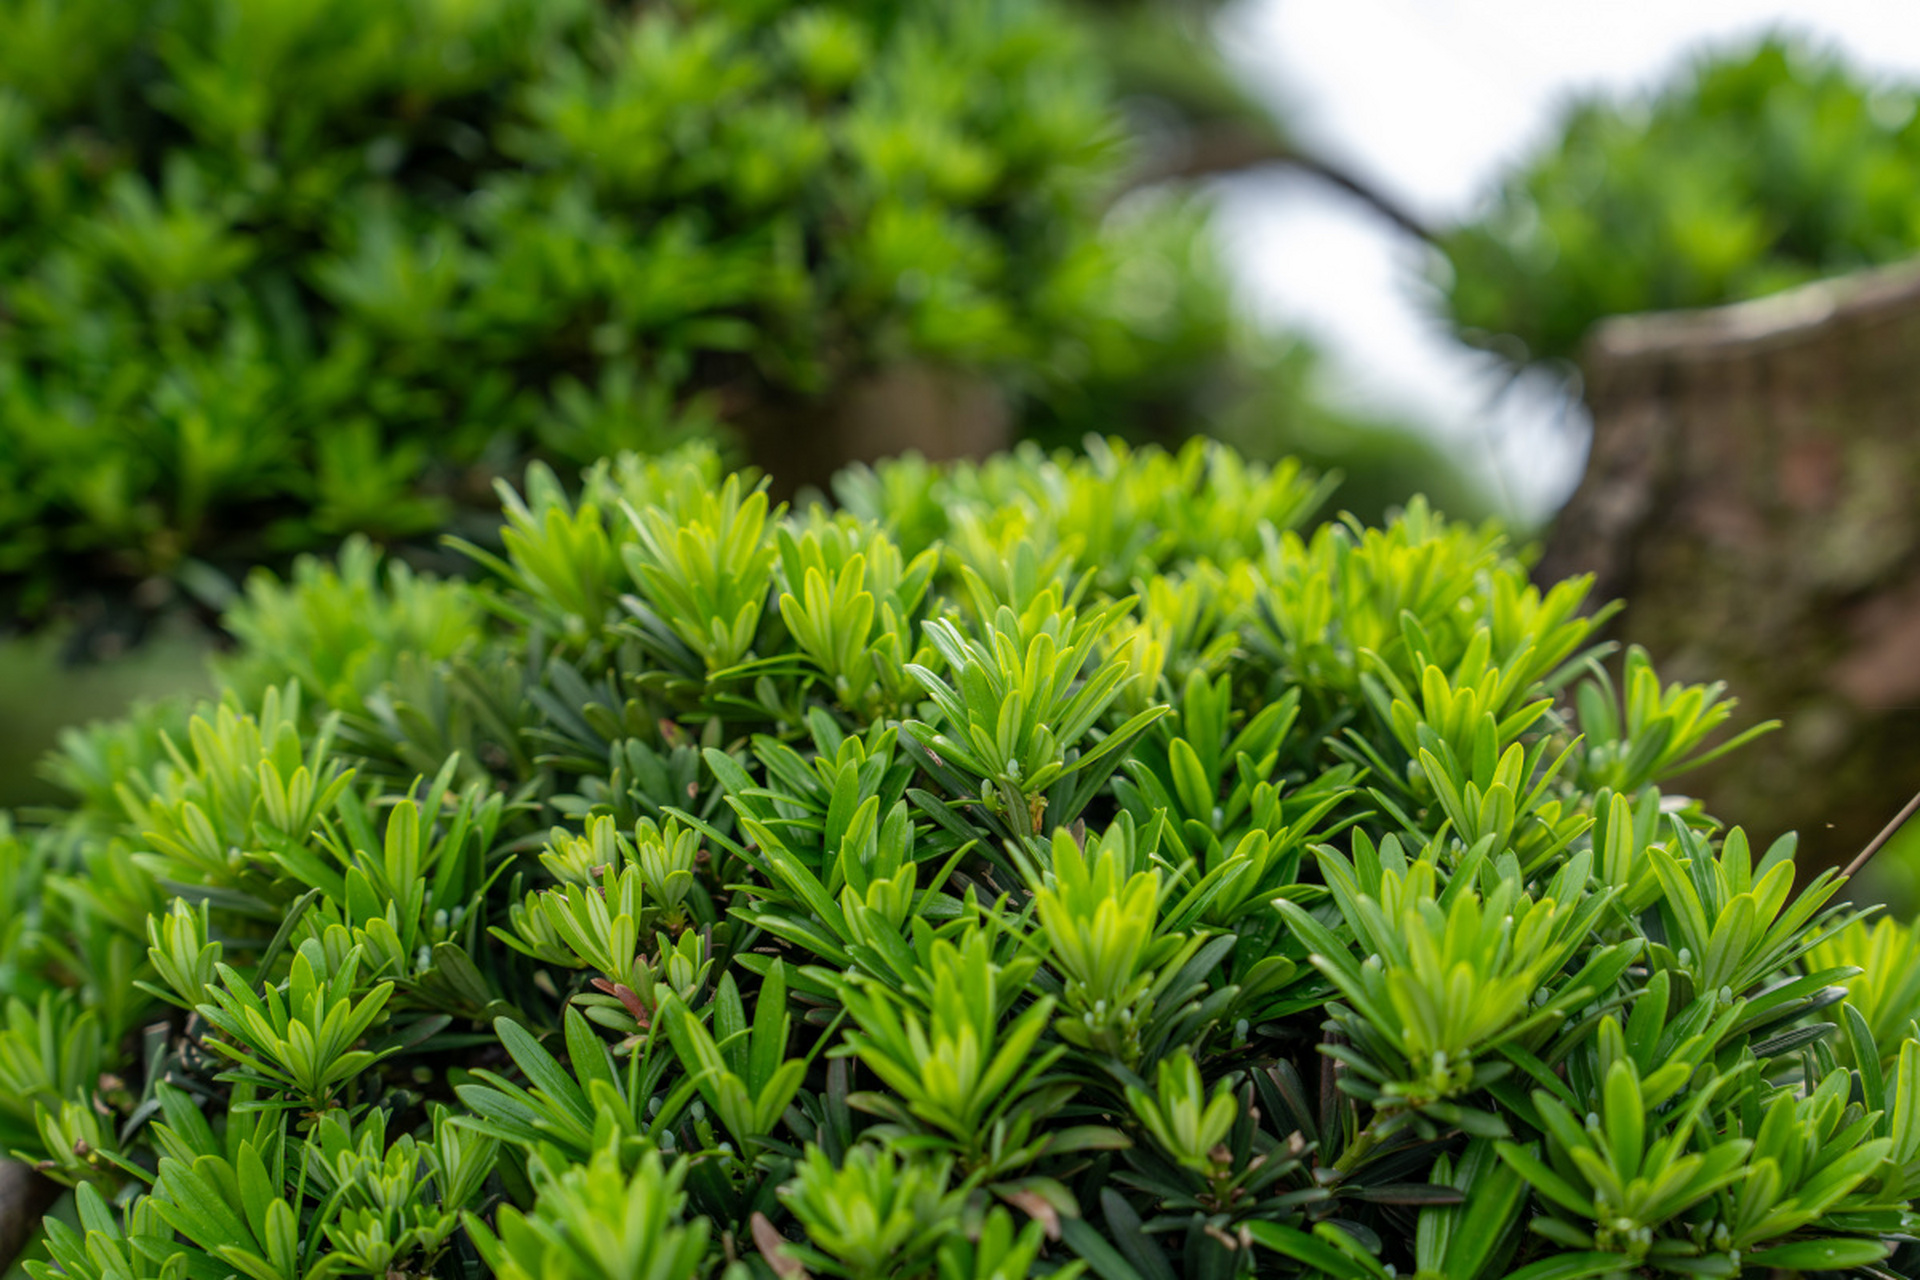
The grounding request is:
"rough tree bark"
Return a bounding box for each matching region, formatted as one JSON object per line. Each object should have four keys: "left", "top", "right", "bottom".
{"left": 1540, "top": 259, "right": 1920, "bottom": 878}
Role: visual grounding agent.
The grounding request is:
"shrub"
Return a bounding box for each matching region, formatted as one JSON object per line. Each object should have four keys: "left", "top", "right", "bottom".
{"left": 1438, "top": 33, "right": 1920, "bottom": 367}
{"left": 8, "top": 436, "right": 1910, "bottom": 1279}
{"left": 3, "top": 0, "right": 1357, "bottom": 621}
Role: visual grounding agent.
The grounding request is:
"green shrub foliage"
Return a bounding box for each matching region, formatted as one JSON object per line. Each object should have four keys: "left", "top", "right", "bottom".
{"left": 9, "top": 437, "right": 1918, "bottom": 1279}
{"left": 1440, "top": 34, "right": 1920, "bottom": 366}
{"left": 0, "top": 0, "right": 1310, "bottom": 617}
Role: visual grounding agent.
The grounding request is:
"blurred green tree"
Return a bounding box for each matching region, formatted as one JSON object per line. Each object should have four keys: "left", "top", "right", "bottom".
{"left": 1437, "top": 33, "right": 1920, "bottom": 368}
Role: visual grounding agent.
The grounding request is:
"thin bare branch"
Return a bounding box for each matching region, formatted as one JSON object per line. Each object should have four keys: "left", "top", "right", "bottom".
{"left": 1843, "top": 786, "right": 1920, "bottom": 879}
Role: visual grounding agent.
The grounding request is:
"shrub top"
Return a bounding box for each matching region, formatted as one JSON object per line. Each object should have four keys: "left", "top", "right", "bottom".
{"left": 7, "top": 437, "right": 1918, "bottom": 1280}
{"left": 1439, "top": 34, "right": 1920, "bottom": 367}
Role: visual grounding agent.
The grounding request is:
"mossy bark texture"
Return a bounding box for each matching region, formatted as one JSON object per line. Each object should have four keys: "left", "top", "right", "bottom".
{"left": 1541, "top": 260, "right": 1920, "bottom": 876}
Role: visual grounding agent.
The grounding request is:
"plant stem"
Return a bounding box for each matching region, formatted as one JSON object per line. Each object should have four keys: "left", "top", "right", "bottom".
{"left": 1331, "top": 1118, "right": 1384, "bottom": 1177}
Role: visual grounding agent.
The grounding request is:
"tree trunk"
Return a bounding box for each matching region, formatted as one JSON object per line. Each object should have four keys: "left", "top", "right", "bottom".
{"left": 0, "top": 1161, "right": 61, "bottom": 1274}
{"left": 1540, "top": 259, "right": 1920, "bottom": 880}
{"left": 738, "top": 362, "right": 1011, "bottom": 500}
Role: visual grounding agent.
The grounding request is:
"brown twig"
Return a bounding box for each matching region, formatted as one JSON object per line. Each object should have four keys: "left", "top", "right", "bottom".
{"left": 1841, "top": 786, "right": 1920, "bottom": 879}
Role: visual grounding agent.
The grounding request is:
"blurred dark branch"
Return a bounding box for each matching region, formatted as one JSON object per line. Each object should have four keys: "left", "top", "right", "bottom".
{"left": 1125, "top": 122, "right": 1437, "bottom": 245}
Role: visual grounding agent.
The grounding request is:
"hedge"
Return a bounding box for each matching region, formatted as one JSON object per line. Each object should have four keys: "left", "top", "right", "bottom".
{"left": 5, "top": 438, "right": 1911, "bottom": 1279}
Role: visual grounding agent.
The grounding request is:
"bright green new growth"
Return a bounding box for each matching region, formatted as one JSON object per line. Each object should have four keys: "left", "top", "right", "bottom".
{"left": 5, "top": 435, "right": 1919, "bottom": 1280}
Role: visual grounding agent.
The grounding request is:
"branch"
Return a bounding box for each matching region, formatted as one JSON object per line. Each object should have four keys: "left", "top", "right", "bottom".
{"left": 1842, "top": 786, "right": 1920, "bottom": 879}
{"left": 1123, "top": 123, "right": 1438, "bottom": 245}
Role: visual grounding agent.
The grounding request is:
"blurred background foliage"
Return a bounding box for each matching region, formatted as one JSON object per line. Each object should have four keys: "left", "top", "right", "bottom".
{"left": 0, "top": 0, "right": 1477, "bottom": 644}
{"left": 1437, "top": 32, "right": 1920, "bottom": 369}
